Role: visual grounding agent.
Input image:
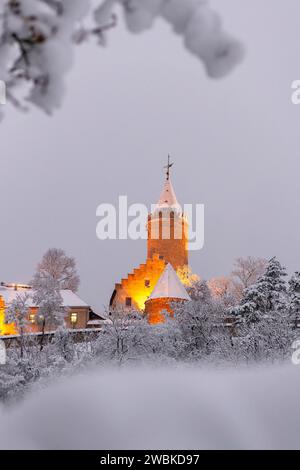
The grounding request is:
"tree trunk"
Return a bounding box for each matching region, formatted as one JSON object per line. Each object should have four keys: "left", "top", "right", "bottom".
{"left": 20, "top": 326, "right": 24, "bottom": 359}
{"left": 40, "top": 319, "right": 46, "bottom": 351}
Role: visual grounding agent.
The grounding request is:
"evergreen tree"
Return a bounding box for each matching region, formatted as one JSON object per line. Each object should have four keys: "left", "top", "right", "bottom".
{"left": 288, "top": 272, "right": 300, "bottom": 325}
{"left": 231, "top": 257, "right": 287, "bottom": 323}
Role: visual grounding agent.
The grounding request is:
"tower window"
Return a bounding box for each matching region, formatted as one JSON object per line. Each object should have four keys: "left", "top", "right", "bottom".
{"left": 145, "top": 280, "right": 150, "bottom": 288}
{"left": 125, "top": 297, "right": 132, "bottom": 307}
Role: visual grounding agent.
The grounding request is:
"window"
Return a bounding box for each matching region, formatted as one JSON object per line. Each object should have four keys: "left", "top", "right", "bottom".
{"left": 159, "top": 255, "right": 164, "bottom": 260}
{"left": 145, "top": 280, "right": 150, "bottom": 288}
{"left": 125, "top": 297, "right": 132, "bottom": 307}
{"left": 29, "top": 313, "right": 35, "bottom": 324}
{"left": 70, "top": 312, "right": 78, "bottom": 325}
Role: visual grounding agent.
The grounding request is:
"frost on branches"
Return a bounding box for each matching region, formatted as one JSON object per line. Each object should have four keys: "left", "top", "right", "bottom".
{"left": 5, "top": 292, "right": 30, "bottom": 357}
{"left": 0, "top": 0, "right": 244, "bottom": 119}
{"left": 36, "top": 248, "right": 80, "bottom": 292}
{"left": 31, "top": 270, "right": 66, "bottom": 350}
{"left": 288, "top": 272, "right": 300, "bottom": 324}
{"left": 231, "top": 257, "right": 287, "bottom": 323}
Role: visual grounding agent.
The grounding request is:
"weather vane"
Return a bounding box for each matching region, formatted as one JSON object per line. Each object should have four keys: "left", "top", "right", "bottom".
{"left": 164, "top": 155, "right": 174, "bottom": 181}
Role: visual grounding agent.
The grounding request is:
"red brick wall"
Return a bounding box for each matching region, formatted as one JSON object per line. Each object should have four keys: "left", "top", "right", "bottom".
{"left": 145, "top": 297, "right": 186, "bottom": 324}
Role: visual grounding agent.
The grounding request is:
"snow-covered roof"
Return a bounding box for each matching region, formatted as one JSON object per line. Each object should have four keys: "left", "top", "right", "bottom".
{"left": 60, "top": 290, "right": 89, "bottom": 307}
{"left": 0, "top": 285, "right": 89, "bottom": 308}
{"left": 155, "top": 177, "right": 182, "bottom": 212}
{"left": 149, "top": 264, "right": 191, "bottom": 301}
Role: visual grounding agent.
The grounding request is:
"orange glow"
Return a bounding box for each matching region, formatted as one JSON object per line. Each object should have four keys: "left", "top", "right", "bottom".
{"left": 176, "top": 265, "right": 200, "bottom": 287}
{"left": 0, "top": 297, "right": 16, "bottom": 336}
{"left": 113, "top": 255, "right": 166, "bottom": 313}
{"left": 133, "top": 292, "right": 150, "bottom": 310}
{"left": 145, "top": 297, "right": 184, "bottom": 324}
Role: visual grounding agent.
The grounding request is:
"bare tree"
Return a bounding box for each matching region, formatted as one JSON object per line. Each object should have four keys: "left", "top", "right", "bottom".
{"left": 231, "top": 256, "right": 267, "bottom": 300}
{"left": 208, "top": 277, "right": 236, "bottom": 307}
{"left": 36, "top": 248, "right": 80, "bottom": 292}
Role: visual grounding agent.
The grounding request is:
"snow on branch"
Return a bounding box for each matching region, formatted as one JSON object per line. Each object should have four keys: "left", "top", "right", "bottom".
{"left": 0, "top": 0, "right": 244, "bottom": 119}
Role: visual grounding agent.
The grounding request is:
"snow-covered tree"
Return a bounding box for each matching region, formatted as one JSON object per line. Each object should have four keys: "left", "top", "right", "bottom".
{"left": 31, "top": 270, "right": 65, "bottom": 350}
{"left": 5, "top": 292, "right": 30, "bottom": 357}
{"left": 36, "top": 248, "right": 80, "bottom": 292}
{"left": 232, "top": 308, "right": 296, "bottom": 363}
{"left": 187, "top": 278, "right": 212, "bottom": 303}
{"left": 231, "top": 257, "right": 287, "bottom": 323}
{"left": 288, "top": 272, "right": 300, "bottom": 325}
{"left": 0, "top": 361, "right": 24, "bottom": 402}
{"left": 175, "top": 299, "right": 230, "bottom": 360}
{"left": 51, "top": 325, "right": 74, "bottom": 362}
{"left": 0, "top": 0, "right": 244, "bottom": 120}
{"left": 96, "top": 308, "right": 151, "bottom": 364}
{"left": 148, "top": 310, "right": 185, "bottom": 361}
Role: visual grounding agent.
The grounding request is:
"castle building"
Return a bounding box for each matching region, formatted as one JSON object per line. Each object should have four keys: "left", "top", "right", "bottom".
{"left": 110, "top": 159, "right": 191, "bottom": 322}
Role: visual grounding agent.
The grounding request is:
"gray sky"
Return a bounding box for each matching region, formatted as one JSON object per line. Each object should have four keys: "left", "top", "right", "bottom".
{"left": 1, "top": 0, "right": 300, "bottom": 311}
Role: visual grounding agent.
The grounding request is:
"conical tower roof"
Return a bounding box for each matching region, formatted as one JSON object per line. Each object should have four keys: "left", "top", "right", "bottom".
{"left": 156, "top": 177, "right": 181, "bottom": 211}
{"left": 154, "top": 156, "right": 182, "bottom": 212}
{"left": 149, "top": 264, "right": 191, "bottom": 301}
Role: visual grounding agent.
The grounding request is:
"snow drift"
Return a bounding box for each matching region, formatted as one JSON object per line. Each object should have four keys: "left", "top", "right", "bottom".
{"left": 0, "top": 364, "right": 299, "bottom": 450}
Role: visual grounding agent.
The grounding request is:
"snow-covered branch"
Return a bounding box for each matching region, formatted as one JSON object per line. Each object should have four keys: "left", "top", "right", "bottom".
{"left": 0, "top": 0, "right": 244, "bottom": 119}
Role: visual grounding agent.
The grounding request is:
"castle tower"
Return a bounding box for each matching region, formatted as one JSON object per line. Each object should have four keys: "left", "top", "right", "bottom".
{"left": 147, "top": 158, "right": 188, "bottom": 271}
{"left": 110, "top": 158, "right": 190, "bottom": 316}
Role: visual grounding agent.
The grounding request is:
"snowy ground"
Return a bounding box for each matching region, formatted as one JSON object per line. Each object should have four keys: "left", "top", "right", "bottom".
{"left": 0, "top": 363, "right": 299, "bottom": 450}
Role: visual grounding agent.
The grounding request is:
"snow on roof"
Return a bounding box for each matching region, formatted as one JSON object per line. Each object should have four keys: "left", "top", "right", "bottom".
{"left": 149, "top": 264, "right": 191, "bottom": 301}
{"left": 155, "top": 177, "right": 182, "bottom": 212}
{"left": 0, "top": 285, "right": 89, "bottom": 308}
{"left": 60, "top": 290, "right": 89, "bottom": 307}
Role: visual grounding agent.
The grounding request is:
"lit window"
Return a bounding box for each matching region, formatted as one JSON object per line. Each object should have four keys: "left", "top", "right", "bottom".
{"left": 29, "top": 313, "right": 35, "bottom": 324}
{"left": 70, "top": 312, "right": 78, "bottom": 324}
{"left": 125, "top": 297, "right": 132, "bottom": 307}
{"left": 145, "top": 280, "right": 150, "bottom": 288}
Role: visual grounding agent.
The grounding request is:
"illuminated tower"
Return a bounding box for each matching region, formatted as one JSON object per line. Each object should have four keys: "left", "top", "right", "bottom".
{"left": 110, "top": 158, "right": 190, "bottom": 316}
{"left": 147, "top": 157, "right": 188, "bottom": 271}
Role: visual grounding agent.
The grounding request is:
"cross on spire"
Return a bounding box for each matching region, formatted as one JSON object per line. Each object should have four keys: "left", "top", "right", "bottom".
{"left": 164, "top": 155, "right": 174, "bottom": 181}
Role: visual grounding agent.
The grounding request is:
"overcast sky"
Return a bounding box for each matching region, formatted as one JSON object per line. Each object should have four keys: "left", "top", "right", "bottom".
{"left": 1, "top": 0, "right": 300, "bottom": 311}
